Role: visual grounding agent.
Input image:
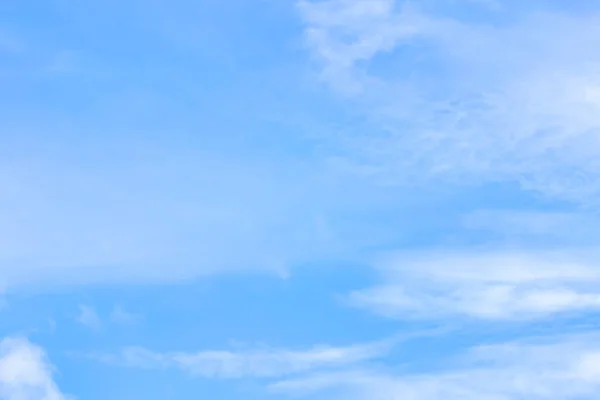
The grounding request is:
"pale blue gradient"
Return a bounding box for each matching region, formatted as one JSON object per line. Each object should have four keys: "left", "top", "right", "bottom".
{"left": 2, "top": 1, "right": 600, "bottom": 399}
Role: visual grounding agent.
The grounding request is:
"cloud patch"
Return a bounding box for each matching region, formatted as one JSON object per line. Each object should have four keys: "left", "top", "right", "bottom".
{"left": 76, "top": 305, "right": 101, "bottom": 331}
{"left": 0, "top": 337, "right": 70, "bottom": 400}
{"left": 350, "top": 250, "right": 600, "bottom": 320}
{"left": 271, "top": 332, "right": 600, "bottom": 400}
{"left": 299, "top": 0, "right": 600, "bottom": 203}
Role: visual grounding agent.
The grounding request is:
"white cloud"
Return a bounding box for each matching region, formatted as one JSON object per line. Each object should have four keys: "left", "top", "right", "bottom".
{"left": 350, "top": 250, "right": 600, "bottom": 320}
{"left": 271, "top": 333, "right": 600, "bottom": 400}
{"left": 95, "top": 338, "right": 394, "bottom": 379}
{"left": 0, "top": 337, "right": 70, "bottom": 400}
{"left": 299, "top": 0, "right": 600, "bottom": 203}
{"left": 76, "top": 306, "right": 101, "bottom": 331}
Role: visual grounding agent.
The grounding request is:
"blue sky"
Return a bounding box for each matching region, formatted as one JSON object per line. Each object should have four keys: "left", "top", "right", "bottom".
{"left": 2, "top": 0, "right": 600, "bottom": 399}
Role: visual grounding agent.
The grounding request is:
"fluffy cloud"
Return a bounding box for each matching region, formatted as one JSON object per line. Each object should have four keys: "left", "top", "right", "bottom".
{"left": 349, "top": 250, "right": 600, "bottom": 320}
{"left": 0, "top": 337, "right": 69, "bottom": 400}
{"left": 299, "top": 0, "right": 600, "bottom": 203}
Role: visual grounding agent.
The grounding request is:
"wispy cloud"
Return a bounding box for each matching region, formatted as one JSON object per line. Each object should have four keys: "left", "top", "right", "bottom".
{"left": 271, "top": 332, "right": 600, "bottom": 399}
{"left": 299, "top": 0, "right": 600, "bottom": 203}
{"left": 92, "top": 338, "right": 395, "bottom": 379}
{"left": 76, "top": 305, "right": 101, "bottom": 331}
{"left": 0, "top": 337, "right": 70, "bottom": 400}
{"left": 350, "top": 249, "right": 600, "bottom": 320}
{"left": 297, "top": 0, "right": 428, "bottom": 94}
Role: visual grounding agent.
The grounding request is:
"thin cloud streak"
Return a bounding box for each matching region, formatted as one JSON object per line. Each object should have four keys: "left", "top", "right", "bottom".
{"left": 349, "top": 249, "right": 600, "bottom": 320}
{"left": 91, "top": 337, "right": 396, "bottom": 379}
{"left": 271, "top": 332, "right": 600, "bottom": 399}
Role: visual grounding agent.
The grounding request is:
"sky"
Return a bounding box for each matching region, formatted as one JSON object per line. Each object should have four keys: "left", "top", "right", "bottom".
{"left": 1, "top": 0, "right": 600, "bottom": 399}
